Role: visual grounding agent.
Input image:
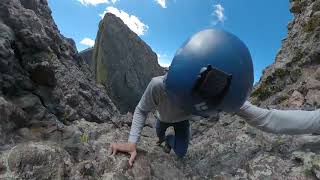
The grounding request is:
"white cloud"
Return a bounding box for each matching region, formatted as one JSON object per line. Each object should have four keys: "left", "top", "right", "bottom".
{"left": 212, "top": 4, "right": 226, "bottom": 25}
{"left": 157, "top": 53, "right": 171, "bottom": 67}
{"left": 80, "top": 38, "right": 95, "bottom": 47}
{"left": 159, "top": 62, "right": 171, "bottom": 67}
{"left": 155, "top": 0, "right": 167, "bottom": 8}
{"left": 99, "top": 7, "right": 149, "bottom": 36}
{"left": 77, "top": 0, "right": 118, "bottom": 6}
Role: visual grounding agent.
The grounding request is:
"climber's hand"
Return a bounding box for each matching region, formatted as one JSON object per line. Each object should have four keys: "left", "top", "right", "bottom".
{"left": 109, "top": 142, "right": 137, "bottom": 167}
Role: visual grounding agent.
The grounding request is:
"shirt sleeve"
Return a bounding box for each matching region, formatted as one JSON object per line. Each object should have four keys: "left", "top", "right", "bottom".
{"left": 137, "top": 78, "right": 159, "bottom": 112}
{"left": 236, "top": 101, "right": 320, "bottom": 135}
{"left": 128, "top": 106, "right": 148, "bottom": 143}
{"left": 128, "top": 78, "right": 160, "bottom": 143}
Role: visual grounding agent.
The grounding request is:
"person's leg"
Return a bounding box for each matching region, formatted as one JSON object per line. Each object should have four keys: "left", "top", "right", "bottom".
{"left": 166, "top": 120, "right": 190, "bottom": 157}
{"left": 155, "top": 119, "right": 170, "bottom": 144}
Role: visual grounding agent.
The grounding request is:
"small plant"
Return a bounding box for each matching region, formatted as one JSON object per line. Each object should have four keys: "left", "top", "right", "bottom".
{"left": 251, "top": 68, "right": 289, "bottom": 100}
{"left": 251, "top": 84, "right": 282, "bottom": 101}
{"left": 63, "top": 111, "right": 68, "bottom": 122}
{"left": 291, "top": 50, "right": 303, "bottom": 63}
{"left": 276, "top": 136, "right": 285, "bottom": 145}
{"left": 312, "top": 101, "right": 320, "bottom": 109}
{"left": 251, "top": 85, "right": 272, "bottom": 100}
{"left": 275, "top": 94, "right": 290, "bottom": 104}
{"left": 47, "top": 51, "right": 56, "bottom": 62}
{"left": 80, "top": 133, "right": 89, "bottom": 143}
{"left": 292, "top": 69, "right": 302, "bottom": 76}
{"left": 303, "top": 168, "right": 314, "bottom": 176}
{"left": 274, "top": 69, "right": 289, "bottom": 78}
{"left": 302, "top": 16, "right": 320, "bottom": 32}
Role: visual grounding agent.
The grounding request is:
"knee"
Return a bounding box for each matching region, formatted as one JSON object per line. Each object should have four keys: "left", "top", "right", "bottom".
{"left": 174, "top": 147, "right": 188, "bottom": 157}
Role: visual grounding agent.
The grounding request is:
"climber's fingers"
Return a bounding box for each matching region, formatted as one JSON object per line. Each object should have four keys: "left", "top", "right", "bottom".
{"left": 129, "top": 150, "right": 137, "bottom": 167}
{"left": 109, "top": 143, "right": 118, "bottom": 155}
{"left": 109, "top": 143, "right": 137, "bottom": 167}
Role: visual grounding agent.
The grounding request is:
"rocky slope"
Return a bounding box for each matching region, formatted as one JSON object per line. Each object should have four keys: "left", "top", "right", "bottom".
{"left": 1, "top": 0, "right": 320, "bottom": 179}
{"left": 0, "top": 0, "right": 119, "bottom": 151}
{"left": 89, "top": 13, "right": 164, "bottom": 113}
{"left": 251, "top": 0, "right": 320, "bottom": 110}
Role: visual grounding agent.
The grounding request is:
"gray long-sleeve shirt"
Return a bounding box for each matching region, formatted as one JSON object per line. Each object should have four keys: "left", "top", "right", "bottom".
{"left": 128, "top": 75, "right": 192, "bottom": 143}
{"left": 129, "top": 75, "right": 320, "bottom": 143}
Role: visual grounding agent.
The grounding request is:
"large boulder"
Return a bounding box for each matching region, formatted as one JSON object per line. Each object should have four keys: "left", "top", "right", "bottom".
{"left": 6, "top": 142, "right": 72, "bottom": 179}
{"left": 91, "top": 13, "right": 164, "bottom": 113}
{"left": 0, "top": 0, "right": 119, "bottom": 127}
{"left": 0, "top": 97, "right": 27, "bottom": 146}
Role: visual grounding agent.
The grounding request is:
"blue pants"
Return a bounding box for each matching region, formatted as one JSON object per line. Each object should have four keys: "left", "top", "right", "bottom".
{"left": 155, "top": 119, "right": 190, "bottom": 157}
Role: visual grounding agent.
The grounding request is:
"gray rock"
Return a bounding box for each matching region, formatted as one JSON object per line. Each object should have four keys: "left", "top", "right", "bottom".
{"left": 306, "top": 78, "right": 320, "bottom": 90}
{"left": 102, "top": 172, "right": 130, "bottom": 180}
{"left": 130, "top": 156, "right": 152, "bottom": 180}
{"left": 79, "top": 48, "right": 94, "bottom": 70}
{"left": 0, "top": 160, "right": 6, "bottom": 176}
{"left": 12, "top": 93, "right": 49, "bottom": 121}
{"left": 0, "top": 20, "right": 15, "bottom": 61}
{"left": 7, "top": 142, "right": 71, "bottom": 179}
{"left": 284, "top": 90, "right": 304, "bottom": 107}
{"left": 0, "top": 97, "right": 27, "bottom": 146}
{"left": 0, "top": 0, "right": 119, "bottom": 127}
{"left": 306, "top": 89, "right": 320, "bottom": 107}
{"left": 13, "top": 93, "right": 41, "bottom": 111}
{"left": 314, "top": 67, "right": 320, "bottom": 81}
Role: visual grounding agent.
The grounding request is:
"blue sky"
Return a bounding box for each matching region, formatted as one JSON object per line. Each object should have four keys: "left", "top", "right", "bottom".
{"left": 48, "top": 0, "right": 292, "bottom": 82}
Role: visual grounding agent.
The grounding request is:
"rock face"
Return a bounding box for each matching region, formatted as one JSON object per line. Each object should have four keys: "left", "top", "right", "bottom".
{"left": 0, "top": 0, "right": 118, "bottom": 145}
{"left": 79, "top": 48, "right": 94, "bottom": 70}
{"left": 91, "top": 13, "right": 164, "bottom": 113}
{"left": 251, "top": 0, "right": 320, "bottom": 110}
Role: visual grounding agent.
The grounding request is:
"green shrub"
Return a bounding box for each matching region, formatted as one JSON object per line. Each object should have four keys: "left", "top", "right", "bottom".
{"left": 80, "top": 133, "right": 89, "bottom": 143}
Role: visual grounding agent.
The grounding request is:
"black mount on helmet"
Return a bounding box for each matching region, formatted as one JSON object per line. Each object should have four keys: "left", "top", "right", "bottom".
{"left": 191, "top": 64, "right": 232, "bottom": 107}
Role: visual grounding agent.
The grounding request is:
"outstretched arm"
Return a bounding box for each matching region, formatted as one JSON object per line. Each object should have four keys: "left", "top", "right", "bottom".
{"left": 128, "top": 107, "right": 149, "bottom": 143}
{"left": 109, "top": 78, "right": 160, "bottom": 167}
{"left": 236, "top": 101, "right": 320, "bottom": 135}
{"left": 109, "top": 106, "right": 148, "bottom": 167}
{"left": 128, "top": 77, "right": 160, "bottom": 143}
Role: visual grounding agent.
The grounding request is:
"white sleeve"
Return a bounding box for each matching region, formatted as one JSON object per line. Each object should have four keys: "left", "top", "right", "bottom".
{"left": 128, "top": 78, "right": 160, "bottom": 143}
{"left": 128, "top": 106, "right": 148, "bottom": 143}
{"left": 236, "top": 101, "right": 320, "bottom": 134}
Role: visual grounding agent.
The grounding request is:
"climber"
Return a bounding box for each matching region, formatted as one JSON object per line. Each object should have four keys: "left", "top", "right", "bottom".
{"left": 109, "top": 29, "right": 320, "bottom": 167}
{"left": 109, "top": 74, "right": 192, "bottom": 167}
{"left": 109, "top": 29, "right": 254, "bottom": 167}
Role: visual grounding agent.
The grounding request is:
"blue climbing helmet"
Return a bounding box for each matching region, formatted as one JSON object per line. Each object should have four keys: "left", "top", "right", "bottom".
{"left": 165, "top": 29, "right": 254, "bottom": 115}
